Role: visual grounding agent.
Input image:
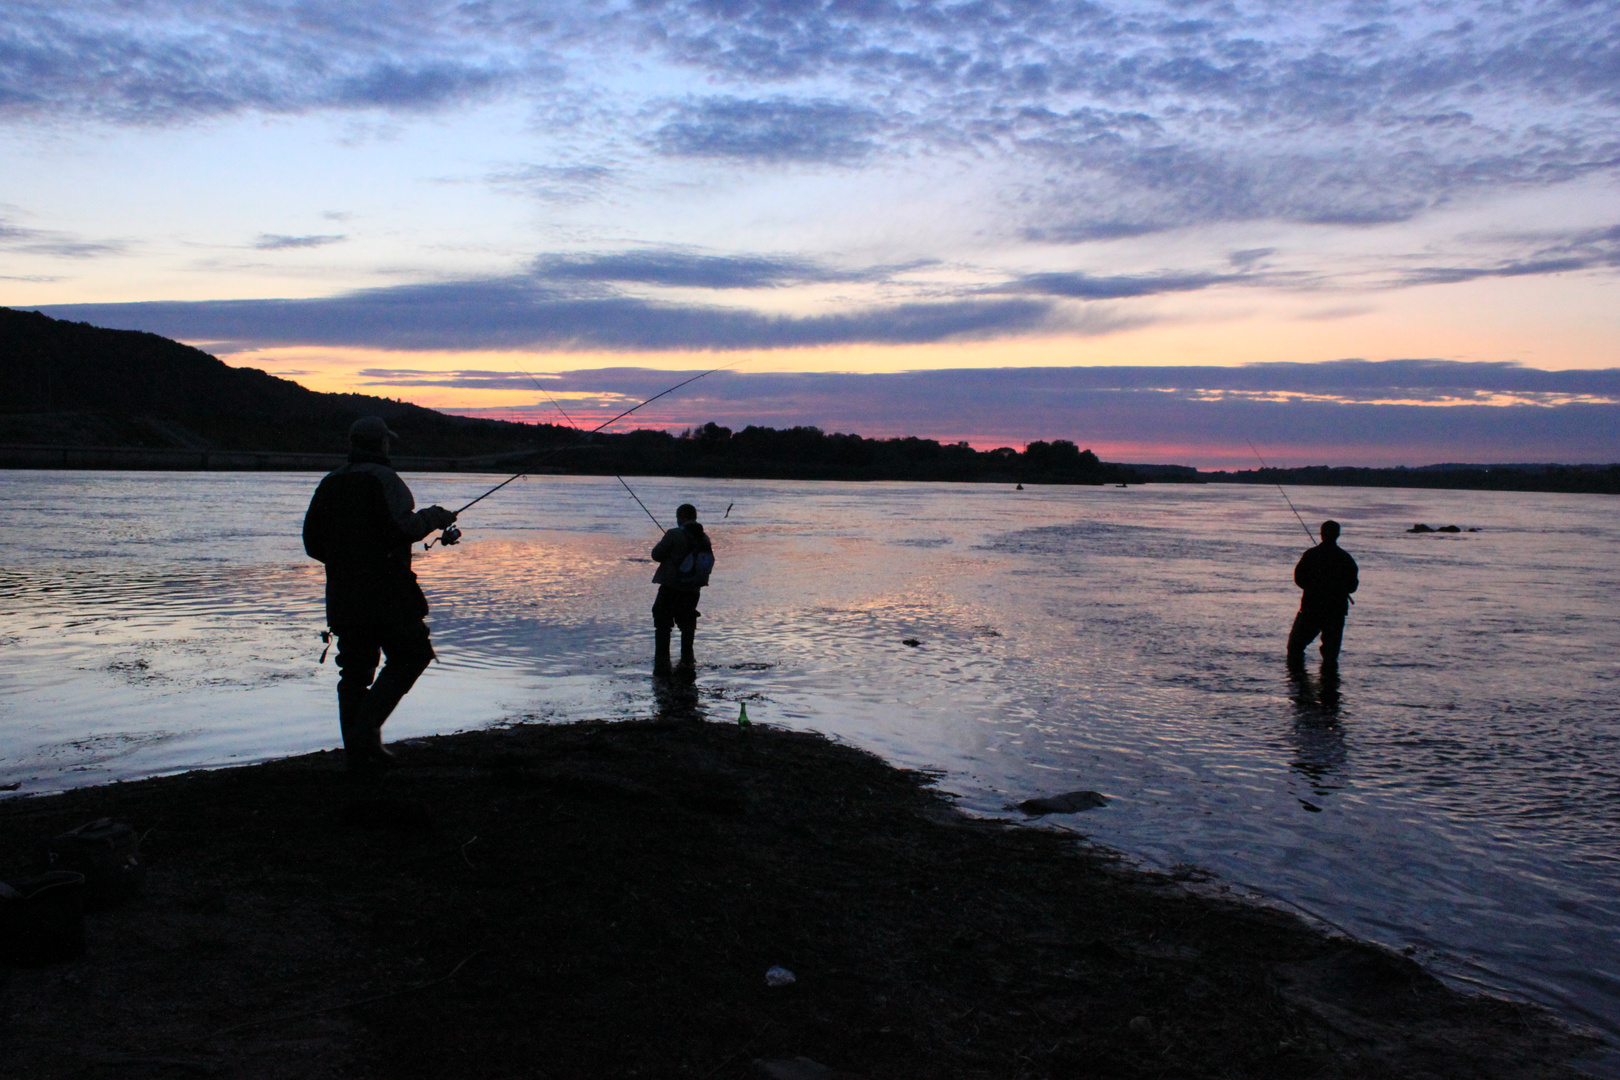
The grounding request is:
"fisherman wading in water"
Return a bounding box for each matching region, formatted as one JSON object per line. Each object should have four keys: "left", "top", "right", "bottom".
{"left": 1287, "top": 519, "right": 1359, "bottom": 670}
{"left": 302, "top": 417, "right": 458, "bottom": 772}
{"left": 650, "top": 503, "right": 714, "bottom": 679}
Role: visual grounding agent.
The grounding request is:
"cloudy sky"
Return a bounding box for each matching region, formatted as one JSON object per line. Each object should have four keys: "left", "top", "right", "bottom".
{"left": 3, "top": 0, "right": 1617, "bottom": 466}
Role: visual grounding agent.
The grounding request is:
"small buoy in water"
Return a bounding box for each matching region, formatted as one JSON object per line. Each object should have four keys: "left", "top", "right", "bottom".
{"left": 1015, "top": 483, "right": 1024, "bottom": 490}
{"left": 902, "top": 638, "right": 921, "bottom": 647}
{"left": 1129, "top": 1015, "right": 1153, "bottom": 1037}
{"left": 738, "top": 702, "right": 751, "bottom": 729}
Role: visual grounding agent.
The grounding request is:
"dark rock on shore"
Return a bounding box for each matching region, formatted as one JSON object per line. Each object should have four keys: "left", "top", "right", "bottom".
{"left": 0, "top": 719, "right": 1595, "bottom": 1079}
{"left": 1015, "top": 791, "right": 1109, "bottom": 815}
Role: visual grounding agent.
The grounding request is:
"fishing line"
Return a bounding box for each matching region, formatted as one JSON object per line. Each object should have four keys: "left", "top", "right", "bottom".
{"left": 615, "top": 476, "right": 664, "bottom": 531}
{"left": 513, "top": 364, "right": 664, "bottom": 532}
{"left": 428, "top": 359, "right": 744, "bottom": 545}
{"left": 1245, "top": 439, "right": 1317, "bottom": 545}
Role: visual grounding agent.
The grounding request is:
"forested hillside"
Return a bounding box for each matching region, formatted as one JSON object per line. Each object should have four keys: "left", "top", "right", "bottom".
{"left": 0, "top": 307, "right": 567, "bottom": 456}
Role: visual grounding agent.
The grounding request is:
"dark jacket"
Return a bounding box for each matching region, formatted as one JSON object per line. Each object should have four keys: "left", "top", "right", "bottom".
{"left": 651, "top": 521, "right": 712, "bottom": 589}
{"left": 302, "top": 451, "right": 439, "bottom": 627}
{"left": 1294, "top": 541, "right": 1359, "bottom": 614}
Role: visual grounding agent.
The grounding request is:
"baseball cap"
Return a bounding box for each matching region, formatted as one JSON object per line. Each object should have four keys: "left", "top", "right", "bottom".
{"left": 348, "top": 416, "right": 399, "bottom": 442}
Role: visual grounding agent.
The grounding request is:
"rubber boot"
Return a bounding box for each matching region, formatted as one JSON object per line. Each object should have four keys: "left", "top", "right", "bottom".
{"left": 339, "top": 686, "right": 381, "bottom": 774}
{"left": 353, "top": 650, "right": 429, "bottom": 769}
{"left": 364, "top": 721, "right": 396, "bottom": 767}
{"left": 365, "top": 653, "right": 429, "bottom": 730}
{"left": 675, "top": 627, "right": 696, "bottom": 680}
{"left": 654, "top": 627, "right": 673, "bottom": 677}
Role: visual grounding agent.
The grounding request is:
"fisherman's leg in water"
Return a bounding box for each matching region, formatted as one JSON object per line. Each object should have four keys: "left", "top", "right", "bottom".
{"left": 334, "top": 621, "right": 433, "bottom": 769}
{"left": 1286, "top": 609, "right": 1323, "bottom": 667}
{"left": 652, "top": 589, "right": 678, "bottom": 676}
{"left": 1287, "top": 606, "right": 1346, "bottom": 668}
{"left": 1318, "top": 612, "right": 1346, "bottom": 666}
{"left": 673, "top": 598, "right": 700, "bottom": 679}
{"left": 652, "top": 585, "right": 701, "bottom": 678}
{"left": 653, "top": 626, "right": 673, "bottom": 676}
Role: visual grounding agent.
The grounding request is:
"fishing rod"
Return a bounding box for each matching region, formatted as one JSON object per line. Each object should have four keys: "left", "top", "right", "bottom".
{"left": 1245, "top": 439, "right": 1317, "bottom": 545}
{"left": 424, "top": 360, "right": 741, "bottom": 547}
{"left": 515, "top": 364, "right": 665, "bottom": 533}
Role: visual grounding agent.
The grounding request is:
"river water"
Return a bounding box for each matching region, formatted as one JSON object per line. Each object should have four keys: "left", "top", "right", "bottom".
{"left": 2, "top": 469, "right": 1617, "bottom": 1051}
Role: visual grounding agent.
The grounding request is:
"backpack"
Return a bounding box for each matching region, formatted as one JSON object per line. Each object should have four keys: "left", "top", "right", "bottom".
{"left": 34, "top": 818, "right": 144, "bottom": 910}
{"left": 676, "top": 528, "right": 715, "bottom": 587}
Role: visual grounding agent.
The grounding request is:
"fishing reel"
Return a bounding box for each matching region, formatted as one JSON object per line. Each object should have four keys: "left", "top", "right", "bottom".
{"left": 424, "top": 523, "right": 463, "bottom": 551}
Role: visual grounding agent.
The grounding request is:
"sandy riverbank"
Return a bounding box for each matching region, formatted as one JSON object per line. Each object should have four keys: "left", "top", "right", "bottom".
{"left": 0, "top": 709, "right": 1597, "bottom": 1079}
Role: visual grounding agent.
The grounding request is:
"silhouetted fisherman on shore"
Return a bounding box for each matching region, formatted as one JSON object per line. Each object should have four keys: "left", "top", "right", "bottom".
{"left": 302, "top": 417, "right": 457, "bottom": 771}
{"left": 1287, "top": 520, "right": 1359, "bottom": 669}
{"left": 650, "top": 503, "right": 714, "bottom": 679}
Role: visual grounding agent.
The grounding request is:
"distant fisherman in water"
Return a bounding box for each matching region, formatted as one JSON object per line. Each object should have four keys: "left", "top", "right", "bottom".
{"left": 1287, "top": 520, "right": 1359, "bottom": 669}
{"left": 650, "top": 503, "right": 714, "bottom": 679}
{"left": 302, "top": 417, "right": 458, "bottom": 771}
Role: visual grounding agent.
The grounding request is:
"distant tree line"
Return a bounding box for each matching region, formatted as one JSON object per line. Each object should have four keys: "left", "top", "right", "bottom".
{"left": 550, "top": 422, "right": 1136, "bottom": 484}
{"left": 1207, "top": 464, "right": 1620, "bottom": 496}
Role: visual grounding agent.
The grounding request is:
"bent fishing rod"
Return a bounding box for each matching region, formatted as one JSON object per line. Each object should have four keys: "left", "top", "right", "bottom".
{"left": 426, "top": 360, "right": 741, "bottom": 547}
{"left": 1245, "top": 439, "right": 1317, "bottom": 545}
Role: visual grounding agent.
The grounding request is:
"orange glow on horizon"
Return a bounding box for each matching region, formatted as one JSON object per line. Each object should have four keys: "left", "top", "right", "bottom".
{"left": 217, "top": 269, "right": 1618, "bottom": 412}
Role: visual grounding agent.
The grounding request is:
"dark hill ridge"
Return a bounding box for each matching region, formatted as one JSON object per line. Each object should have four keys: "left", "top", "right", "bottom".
{"left": 0, "top": 306, "right": 570, "bottom": 457}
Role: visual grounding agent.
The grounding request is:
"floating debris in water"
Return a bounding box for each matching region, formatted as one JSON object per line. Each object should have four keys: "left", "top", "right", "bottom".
{"left": 901, "top": 639, "right": 921, "bottom": 647}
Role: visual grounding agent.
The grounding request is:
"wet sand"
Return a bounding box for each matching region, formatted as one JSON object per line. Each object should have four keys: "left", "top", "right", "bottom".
{"left": 0, "top": 709, "right": 1597, "bottom": 1079}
